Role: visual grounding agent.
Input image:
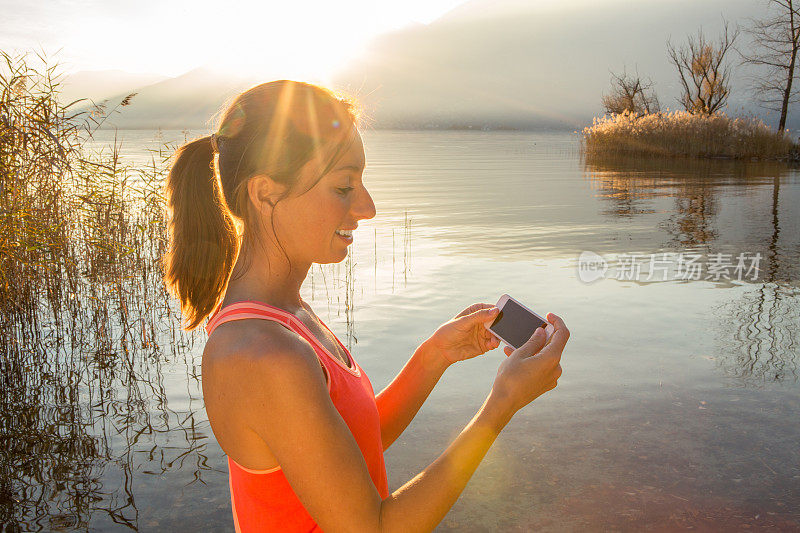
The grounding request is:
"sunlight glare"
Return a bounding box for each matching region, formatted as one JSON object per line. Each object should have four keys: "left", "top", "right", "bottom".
{"left": 203, "top": 1, "right": 391, "bottom": 83}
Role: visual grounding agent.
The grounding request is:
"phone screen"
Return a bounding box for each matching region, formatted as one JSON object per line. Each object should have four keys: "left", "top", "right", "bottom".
{"left": 489, "top": 298, "right": 546, "bottom": 349}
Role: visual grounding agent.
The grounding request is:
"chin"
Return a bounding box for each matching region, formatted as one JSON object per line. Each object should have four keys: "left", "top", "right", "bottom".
{"left": 317, "top": 249, "right": 349, "bottom": 265}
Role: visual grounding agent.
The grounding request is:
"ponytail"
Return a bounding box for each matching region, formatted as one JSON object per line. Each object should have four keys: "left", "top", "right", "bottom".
{"left": 163, "top": 136, "right": 238, "bottom": 331}
{"left": 163, "top": 80, "right": 363, "bottom": 331}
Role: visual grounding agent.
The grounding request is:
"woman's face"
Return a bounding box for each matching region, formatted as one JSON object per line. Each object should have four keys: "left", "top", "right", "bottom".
{"left": 270, "top": 130, "right": 376, "bottom": 266}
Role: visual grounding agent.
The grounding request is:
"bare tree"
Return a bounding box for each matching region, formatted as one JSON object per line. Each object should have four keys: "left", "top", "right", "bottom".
{"left": 601, "top": 68, "right": 661, "bottom": 116}
{"left": 668, "top": 20, "right": 740, "bottom": 115}
{"left": 739, "top": 0, "right": 800, "bottom": 131}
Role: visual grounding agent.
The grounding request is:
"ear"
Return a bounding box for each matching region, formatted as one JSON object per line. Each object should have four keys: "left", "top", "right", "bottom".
{"left": 247, "top": 174, "right": 286, "bottom": 212}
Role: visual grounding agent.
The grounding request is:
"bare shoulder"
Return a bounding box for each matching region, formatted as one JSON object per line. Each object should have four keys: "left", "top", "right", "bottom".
{"left": 203, "top": 318, "right": 328, "bottom": 401}
{"left": 202, "top": 316, "right": 340, "bottom": 482}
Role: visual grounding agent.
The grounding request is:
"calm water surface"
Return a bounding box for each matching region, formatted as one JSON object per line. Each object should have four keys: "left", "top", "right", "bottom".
{"left": 8, "top": 130, "right": 800, "bottom": 531}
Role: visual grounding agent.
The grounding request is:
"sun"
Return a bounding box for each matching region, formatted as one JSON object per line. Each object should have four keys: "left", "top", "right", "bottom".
{"left": 210, "top": 39, "right": 358, "bottom": 84}
{"left": 202, "top": 3, "right": 375, "bottom": 84}
{"left": 50, "top": 0, "right": 473, "bottom": 80}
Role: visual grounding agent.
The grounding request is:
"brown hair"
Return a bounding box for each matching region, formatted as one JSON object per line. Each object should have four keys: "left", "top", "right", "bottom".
{"left": 163, "top": 80, "right": 361, "bottom": 330}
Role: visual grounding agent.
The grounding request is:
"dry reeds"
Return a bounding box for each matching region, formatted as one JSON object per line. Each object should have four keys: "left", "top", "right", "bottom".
{"left": 0, "top": 49, "right": 417, "bottom": 528}
{"left": 580, "top": 110, "right": 798, "bottom": 160}
{"left": 0, "top": 50, "right": 205, "bottom": 528}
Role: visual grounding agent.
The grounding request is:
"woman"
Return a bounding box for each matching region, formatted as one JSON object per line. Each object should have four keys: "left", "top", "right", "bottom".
{"left": 164, "top": 80, "right": 569, "bottom": 532}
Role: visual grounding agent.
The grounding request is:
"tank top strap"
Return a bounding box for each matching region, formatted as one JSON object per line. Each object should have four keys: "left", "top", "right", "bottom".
{"left": 205, "top": 300, "right": 361, "bottom": 381}
{"left": 207, "top": 301, "right": 300, "bottom": 337}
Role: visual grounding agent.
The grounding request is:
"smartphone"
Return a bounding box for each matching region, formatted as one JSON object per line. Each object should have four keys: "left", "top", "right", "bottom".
{"left": 484, "top": 294, "right": 553, "bottom": 350}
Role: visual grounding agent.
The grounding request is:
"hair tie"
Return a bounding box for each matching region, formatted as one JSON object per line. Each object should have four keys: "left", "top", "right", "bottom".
{"left": 210, "top": 133, "right": 219, "bottom": 153}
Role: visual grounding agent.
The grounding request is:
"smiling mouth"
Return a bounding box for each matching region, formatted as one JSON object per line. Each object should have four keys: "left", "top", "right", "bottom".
{"left": 335, "top": 229, "right": 354, "bottom": 244}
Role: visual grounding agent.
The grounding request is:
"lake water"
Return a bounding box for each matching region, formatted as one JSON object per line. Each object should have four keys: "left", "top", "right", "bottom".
{"left": 8, "top": 130, "right": 800, "bottom": 531}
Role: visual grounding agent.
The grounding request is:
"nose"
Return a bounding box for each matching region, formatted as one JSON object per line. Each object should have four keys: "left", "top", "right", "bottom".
{"left": 354, "top": 185, "right": 376, "bottom": 222}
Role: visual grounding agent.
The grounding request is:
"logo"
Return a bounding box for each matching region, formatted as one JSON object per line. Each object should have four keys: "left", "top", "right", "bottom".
{"left": 577, "top": 251, "right": 608, "bottom": 283}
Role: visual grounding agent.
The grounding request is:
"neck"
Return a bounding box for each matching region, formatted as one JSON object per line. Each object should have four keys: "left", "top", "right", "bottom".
{"left": 223, "top": 240, "right": 311, "bottom": 312}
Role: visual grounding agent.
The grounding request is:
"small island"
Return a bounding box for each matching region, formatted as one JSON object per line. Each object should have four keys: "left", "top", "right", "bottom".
{"left": 582, "top": 16, "right": 799, "bottom": 161}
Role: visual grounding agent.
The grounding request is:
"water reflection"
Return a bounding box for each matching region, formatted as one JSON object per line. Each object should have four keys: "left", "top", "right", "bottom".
{"left": 4, "top": 131, "right": 799, "bottom": 531}
{"left": 585, "top": 153, "right": 799, "bottom": 279}
{"left": 715, "top": 283, "right": 800, "bottom": 384}
{"left": 584, "top": 152, "right": 800, "bottom": 386}
{"left": 584, "top": 154, "right": 789, "bottom": 222}
{"left": 0, "top": 263, "right": 212, "bottom": 531}
{"left": 0, "top": 135, "right": 217, "bottom": 530}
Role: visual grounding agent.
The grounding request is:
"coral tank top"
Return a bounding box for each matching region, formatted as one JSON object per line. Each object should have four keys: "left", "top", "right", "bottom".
{"left": 205, "top": 300, "right": 389, "bottom": 532}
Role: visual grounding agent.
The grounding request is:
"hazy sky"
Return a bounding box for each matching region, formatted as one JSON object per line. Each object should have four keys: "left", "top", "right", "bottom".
{"left": 0, "top": 0, "right": 471, "bottom": 78}
{"left": 6, "top": 0, "right": 781, "bottom": 129}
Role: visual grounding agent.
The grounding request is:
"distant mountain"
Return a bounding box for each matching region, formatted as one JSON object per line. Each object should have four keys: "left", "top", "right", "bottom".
{"left": 75, "top": 67, "right": 262, "bottom": 130}
{"left": 58, "top": 70, "right": 169, "bottom": 108}
{"left": 77, "top": 0, "right": 794, "bottom": 131}
{"left": 331, "top": 0, "right": 785, "bottom": 130}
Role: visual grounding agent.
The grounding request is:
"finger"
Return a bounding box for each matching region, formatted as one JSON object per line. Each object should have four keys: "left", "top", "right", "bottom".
{"left": 544, "top": 323, "right": 555, "bottom": 341}
{"left": 542, "top": 324, "right": 570, "bottom": 358}
{"left": 544, "top": 378, "right": 559, "bottom": 392}
{"left": 486, "top": 334, "right": 500, "bottom": 350}
{"left": 546, "top": 313, "right": 568, "bottom": 334}
{"left": 483, "top": 306, "right": 500, "bottom": 319}
{"left": 455, "top": 302, "right": 494, "bottom": 319}
{"left": 544, "top": 314, "right": 569, "bottom": 344}
{"left": 539, "top": 323, "right": 556, "bottom": 347}
{"left": 482, "top": 332, "right": 496, "bottom": 351}
{"left": 473, "top": 306, "right": 500, "bottom": 324}
{"left": 503, "top": 345, "right": 513, "bottom": 357}
{"left": 514, "top": 326, "right": 548, "bottom": 358}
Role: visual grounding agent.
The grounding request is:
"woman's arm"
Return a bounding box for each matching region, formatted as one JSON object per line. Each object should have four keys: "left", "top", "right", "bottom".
{"left": 379, "top": 393, "right": 512, "bottom": 532}
{"left": 376, "top": 303, "right": 504, "bottom": 451}
{"left": 230, "top": 330, "right": 515, "bottom": 533}
{"left": 375, "top": 340, "right": 450, "bottom": 452}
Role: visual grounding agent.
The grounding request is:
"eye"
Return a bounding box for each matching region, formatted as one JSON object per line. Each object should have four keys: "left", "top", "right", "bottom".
{"left": 336, "top": 187, "right": 354, "bottom": 196}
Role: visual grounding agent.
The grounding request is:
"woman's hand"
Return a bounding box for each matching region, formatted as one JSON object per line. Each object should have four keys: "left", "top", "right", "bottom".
{"left": 425, "top": 303, "right": 502, "bottom": 365}
{"left": 490, "top": 312, "right": 569, "bottom": 416}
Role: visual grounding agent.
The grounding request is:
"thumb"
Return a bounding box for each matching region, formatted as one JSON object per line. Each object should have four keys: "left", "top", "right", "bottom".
{"left": 512, "top": 327, "right": 547, "bottom": 358}
{"left": 470, "top": 306, "right": 500, "bottom": 323}
{"left": 456, "top": 306, "right": 499, "bottom": 327}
